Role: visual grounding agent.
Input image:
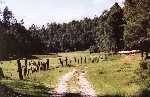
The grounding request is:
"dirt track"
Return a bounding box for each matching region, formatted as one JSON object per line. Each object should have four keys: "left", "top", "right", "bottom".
{"left": 53, "top": 69, "right": 97, "bottom": 97}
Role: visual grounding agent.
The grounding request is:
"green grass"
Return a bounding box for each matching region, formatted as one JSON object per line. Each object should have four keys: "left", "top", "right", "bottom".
{"left": 0, "top": 67, "right": 74, "bottom": 96}
{"left": 0, "top": 51, "right": 148, "bottom": 96}
{"left": 0, "top": 79, "right": 51, "bottom": 96}
{"left": 84, "top": 54, "right": 143, "bottom": 96}
{"left": 25, "top": 67, "right": 75, "bottom": 89}
{"left": 0, "top": 55, "right": 75, "bottom": 96}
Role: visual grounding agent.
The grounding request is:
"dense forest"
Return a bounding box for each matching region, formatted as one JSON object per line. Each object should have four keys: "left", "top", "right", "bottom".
{"left": 0, "top": 0, "right": 150, "bottom": 60}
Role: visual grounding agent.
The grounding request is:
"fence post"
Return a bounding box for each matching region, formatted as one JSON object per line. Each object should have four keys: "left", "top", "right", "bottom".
{"left": 24, "top": 59, "right": 27, "bottom": 76}
{"left": 84, "top": 57, "right": 86, "bottom": 63}
{"left": 40, "top": 62, "right": 44, "bottom": 70}
{"left": 0, "top": 67, "right": 4, "bottom": 78}
{"left": 92, "top": 58, "right": 94, "bottom": 63}
{"left": 59, "top": 58, "right": 63, "bottom": 67}
{"left": 17, "top": 59, "right": 23, "bottom": 80}
{"left": 74, "top": 57, "right": 77, "bottom": 62}
{"left": 37, "top": 61, "right": 40, "bottom": 71}
{"left": 70, "top": 60, "right": 72, "bottom": 64}
{"left": 65, "top": 57, "right": 68, "bottom": 66}
{"left": 43, "top": 62, "right": 46, "bottom": 70}
{"left": 97, "top": 58, "right": 99, "bottom": 63}
{"left": 27, "top": 62, "right": 31, "bottom": 76}
{"left": 78, "top": 58, "right": 80, "bottom": 64}
{"left": 46, "top": 59, "right": 49, "bottom": 70}
{"left": 81, "top": 57, "right": 82, "bottom": 64}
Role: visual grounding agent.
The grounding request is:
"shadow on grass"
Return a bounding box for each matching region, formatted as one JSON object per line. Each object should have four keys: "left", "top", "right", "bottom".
{"left": 52, "top": 93, "right": 123, "bottom": 97}
{"left": 0, "top": 82, "right": 53, "bottom": 97}
{"left": 0, "top": 84, "right": 122, "bottom": 97}
{"left": 98, "top": 95, "right": 121, "bottom": 97}
{"left": 139, "top": 88, "right": 150, "bottom": 97}
{"left": 1, "top": 82, "right": 149, "bottom": 97}
{"left": 0, "top": 55, "right": 39, "bottom": 61}
{"left": 51, "top": 93, "right": 82, "bottom": 97}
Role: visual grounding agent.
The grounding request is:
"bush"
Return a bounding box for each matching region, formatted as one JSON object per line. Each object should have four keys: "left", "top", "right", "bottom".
{"left": 140, "top": 60, "right": 149, "bottom": 70}
{"left": 89, "top": 45, "right": 98, "bottom": 53}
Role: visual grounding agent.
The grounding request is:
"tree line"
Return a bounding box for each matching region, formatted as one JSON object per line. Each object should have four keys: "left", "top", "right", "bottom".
{"left": 0, "top": 0, "right": 150, "bottom": 60}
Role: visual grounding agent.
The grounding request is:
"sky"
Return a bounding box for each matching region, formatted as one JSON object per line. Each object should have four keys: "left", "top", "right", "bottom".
{"left": 0, "top": 0, "right": 124, "bottom": 28}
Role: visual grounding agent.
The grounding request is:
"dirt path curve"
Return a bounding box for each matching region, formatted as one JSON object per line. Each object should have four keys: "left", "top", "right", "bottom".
{"left": 79, "top": 71, "right": 97, "bottom": 97}
{"left": 54, "top": 69, "right": 77, "bottom": 94}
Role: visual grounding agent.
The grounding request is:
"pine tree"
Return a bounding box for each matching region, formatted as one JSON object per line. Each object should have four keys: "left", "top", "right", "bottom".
{"left": 3, "top": 6, "right": 14, "bottom": 26}
{"left": 107, "top": 2, "right": 124, "bottom": 52}
{"left": 124, "top": 0, "right": 150, "bottom": 58}
{"left": 95, "top": 3, "right": 124, "bottom": 53}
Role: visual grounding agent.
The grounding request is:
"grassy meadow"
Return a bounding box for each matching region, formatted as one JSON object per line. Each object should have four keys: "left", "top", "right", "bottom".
{"left": 0, "top": 51, "right": 148, "bottom": 96}
{"left": 84, "top": 54, "right": 142, "bottom": 96}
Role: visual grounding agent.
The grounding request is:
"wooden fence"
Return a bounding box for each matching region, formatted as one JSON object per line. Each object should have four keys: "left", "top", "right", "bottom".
{"left": 58, "top": 55, "right": 104, "bottom": 67}
{"left": 17, "top": 59, "right": 49, "bottom": 80}
{"left": 17, "top": 55, "right": 105, "bottom": 80}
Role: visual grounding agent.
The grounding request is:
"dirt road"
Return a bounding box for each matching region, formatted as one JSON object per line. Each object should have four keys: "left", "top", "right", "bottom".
{"left": 53, "top": 69, "right": 97, "bottom": 97}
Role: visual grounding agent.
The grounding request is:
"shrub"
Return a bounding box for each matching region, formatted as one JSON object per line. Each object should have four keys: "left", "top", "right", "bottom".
{"left": 89, "top": 45, "right": 98, "bottom": 53}
{"left": 140, "top": 60, "right": 149, "bottom": 70}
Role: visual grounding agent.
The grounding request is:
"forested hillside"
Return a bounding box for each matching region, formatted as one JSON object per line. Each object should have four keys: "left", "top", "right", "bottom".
{"left": 0, "top": 0, "right": 150, "bottom": 60}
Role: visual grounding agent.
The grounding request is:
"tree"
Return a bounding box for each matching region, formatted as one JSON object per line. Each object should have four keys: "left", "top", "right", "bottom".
{"left": 94, "top": 3, "right": 124, "bottom": 53}
{"left": 0, "top": 6, "right": 14, "bottom": 60}
{"left": 124, "top": 0, "right": 150, "bottom": 58}
{"left": 28, "top": 24, "right": 46, "bottom": 54}
{"left": 0, "top": 31, "right": 10, "bottom": 60}
{"left": 107, "top": 2, "right": 124, "bottom": 52}
{"left": 0, "top": 6, "right": 45, "bottom": 60}
{"left": 2, "top": 6, "right": 14, "bottom": 26}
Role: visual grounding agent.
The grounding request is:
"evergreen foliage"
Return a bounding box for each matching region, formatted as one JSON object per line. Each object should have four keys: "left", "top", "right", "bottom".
{"left": 124, "top": 0, "right": 150, "bottom": 58}
{"left": 0, "top": 1, "right": 150, "bottom": 59}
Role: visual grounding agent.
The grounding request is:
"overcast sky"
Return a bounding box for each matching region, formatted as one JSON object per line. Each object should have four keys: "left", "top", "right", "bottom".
{"left": 0, "top": 0, "right": 124, "bottom": 28}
